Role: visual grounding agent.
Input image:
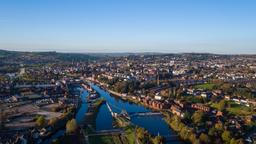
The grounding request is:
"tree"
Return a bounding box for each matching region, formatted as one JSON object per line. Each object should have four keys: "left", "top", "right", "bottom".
{"left": 66, "top": 118, "right": 78, "bottom": 134}
{"left": 230, "top": 138, "right": 238, "bottom": 144}
{"left": 219, "top": 100, "right": 227, "bottom": 111}
{"left": 183, "top": 111, "right": 191, "bottom": 122}
{"left": 36, "top": 116, "right": 45, "bottom": 127}
{"left": 236, "top": 138, "right": 245, "bottom": 144}
{"left": 215, "top": 122, "right": 224, "bottom": 132}
{"left": 152, "top": 136, "right": 164, "bottom": 144}
{"left": 208, "top": 127, "right": 217, "bottom": 136}
{"left": 136, "top": 127, "right": 150, "bottom": 144}
{"left": 189, "top": 134, "right": 197, "bottom": 143}
{"left": 48, "top": 117, "right": 58, "bottom": 127}
{"left": 180, "top": 127, "right": 190, "bottom": 140}
{"left": 222, "top": 130, "right": 232, "bottom": 143}
{"left": 192, "top": 110, "right": 204, "bottom": 124}
{"left": 199, "top": 133, "right": 210, "bottom": 144}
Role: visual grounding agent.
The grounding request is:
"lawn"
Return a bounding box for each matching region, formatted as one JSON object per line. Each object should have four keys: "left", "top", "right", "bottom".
{"left": 211, "top": 101, "right": 254, "bottom": 116}
{"left": 226, "top": 101, "right": 253, "bottom": 116}
{"left": 194, "top": 83, "right": 216, "bottom": 90}
{"left": 210, "top": 102, "right": 219, "bottom": 110}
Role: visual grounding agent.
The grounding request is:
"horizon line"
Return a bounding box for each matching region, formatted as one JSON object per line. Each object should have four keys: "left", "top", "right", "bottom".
{"left": 1, "top": 49, "right": 256, "bottom": 56}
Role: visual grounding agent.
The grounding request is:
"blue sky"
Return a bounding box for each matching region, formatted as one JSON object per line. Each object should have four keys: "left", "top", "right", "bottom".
{"left": 0, "top": 0, "right": 255, "bottom": 54}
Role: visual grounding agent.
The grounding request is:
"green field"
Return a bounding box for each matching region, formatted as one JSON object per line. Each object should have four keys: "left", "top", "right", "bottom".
{"left": 194, "top": 83, "right": 216, "bottom": 90}
{"left": 226, "top": 101, "right": 253, "bottom": 116}
{"left": 211, "top": 101, "right": 254, "bottom": 116}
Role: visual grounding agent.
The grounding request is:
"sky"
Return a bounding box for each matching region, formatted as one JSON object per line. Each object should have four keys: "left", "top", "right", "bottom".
{"left": 0, "top": 0, "right": 256, "bottom": 54}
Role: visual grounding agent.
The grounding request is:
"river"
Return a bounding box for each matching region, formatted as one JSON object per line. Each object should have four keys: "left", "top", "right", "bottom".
{"left": 91, "top": 84, "right": 181, "bottom": 143}
{"left": 45, "top": 84, "right": 181, "bottom": 143}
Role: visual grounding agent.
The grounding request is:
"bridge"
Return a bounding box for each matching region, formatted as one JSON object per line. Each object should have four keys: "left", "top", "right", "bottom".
{"left": 87, "top": 129, "right": 124, "bottom": 136}
{"left": 129, "top": 112, "right": 162, "bottom": 117}
{"left": 106, "top": 102, "right": 163, "bottom": 118}
{"left": 106, "top": 102, "right": 118, "bottom": 117}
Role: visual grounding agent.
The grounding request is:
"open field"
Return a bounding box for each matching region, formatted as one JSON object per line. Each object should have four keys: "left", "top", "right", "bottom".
{"left": 211, "top": 101, "right": 254, "bottom": 116}
{"left": 3, "top": 103, "right": 64, "bottom": 129}
{"left": 226, "top": 101, "right": 254, "bottom": 116}
{"left": 194, "top": 83, "right": 216, "bottom": 90}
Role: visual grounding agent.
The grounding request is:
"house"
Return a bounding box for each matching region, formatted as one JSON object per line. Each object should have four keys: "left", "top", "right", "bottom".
{"left": 216, "top": 111, "right": 223, "bottom": 117}
{"left": 247, "top": 99, "right": 256, "bottom": 106}
{"left": 201, "top": 92, "right": 212, "bottom": 98}
{"left": 154, "top": 95, "right": 162, "bottom": 100}
{"left": 170, "top": 105, "right": 184, "bottom": 117}
{"left": 174, "top": 100, "right": 189, "bottom": 108}
{"left": 191, "top": 103, "right": 210, "bottom": 112}
{"left": 212, "top": 90, "right": 223, "bottom": 96}
{"left": 11, "top": 95, "right": 23, "bottom": 102}
{"left": 224, "top": 95, "right": 231, "bottom": 100}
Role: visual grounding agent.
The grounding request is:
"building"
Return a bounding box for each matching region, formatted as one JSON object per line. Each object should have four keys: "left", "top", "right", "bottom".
{"left": 191, "top": 103, "right": 210, "bottom": 112}
{"left": 170, "top": 105, "right": 184, "bottom": 117}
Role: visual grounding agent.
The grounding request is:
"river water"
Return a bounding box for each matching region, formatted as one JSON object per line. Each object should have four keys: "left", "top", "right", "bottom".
{"left": 91, "top": 84, "right": 181, "bottom": 143}
{"left": 45, "top": 84, "right": 181, "bottom": 143}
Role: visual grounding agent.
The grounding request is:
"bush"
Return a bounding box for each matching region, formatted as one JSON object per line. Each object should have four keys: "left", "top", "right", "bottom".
{"left": 36, "top": 116, "right": 46, "bottom": 127}
{"left": 66, "top": 118, "right": 78, "bottom": 134}
{"left": 48, "top": 117, "right": 58, "bottom": 127}
{"left": 199, "top": 133, "right": 210, "bottom": 143}
{"left": 222, "top": 130, "right": 232, "bottom": 143}
{"left": 192, "top": 110, "right": 205, "bottom": 124}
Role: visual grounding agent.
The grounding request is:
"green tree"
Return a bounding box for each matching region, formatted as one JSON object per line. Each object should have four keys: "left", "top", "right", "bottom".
{"left": 136, "top": 127, "right": 150, "bottom": 144}
{"left": 215, "top": 122, "right": 224, "bottom": 132}
{"left": 36, "top": 116, "right": 45, "bottom": 127}
{"left": 180, "top": 127, "right": 190, "bottom": 140}
{"left": 189, "top": 134, "right": 197, "bottom": 143}
{"left": 192, "top": 110, "right": 204, "bottom": 124}
{"left": 152, "top": 136, "right": 164, "bottom": 144}
{"left": 236, "top": 138, "right": 245, "bottom": 144}
{"left": 230, "top": 138, "right": 238, "bottom": 144}
{"left": 48, "top": 117, "right": 58, "bottom": 127}
{"left": 208, "top": 127, "right": 217, "bottom": 136}
{"left": 199, "top": 133, "right": 210, "bottom": 144}
{"left": 219, "top": 100, "right": 227, "bottom": 111}
{"left": 66, "top": 118, "right": 78, "bottom": 134}
{"left": 183, "top": 111, "right": 191, "bottom": 121}
{"left": 222, "top": 130, "right": 232, "bottom": 143}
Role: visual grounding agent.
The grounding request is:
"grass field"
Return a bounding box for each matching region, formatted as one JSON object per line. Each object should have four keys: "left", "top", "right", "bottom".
{"left": 211, "top": 101, "right": 254, "bottom": 116}
{"left": 226, "top": 101, "right": 253, "bottom": 116}
{"left": 194, "top": 83, "right": 216, "bottom": 90}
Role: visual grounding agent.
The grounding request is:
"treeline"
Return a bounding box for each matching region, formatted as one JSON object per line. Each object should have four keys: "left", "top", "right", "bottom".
{"left": 164, "top": 113, "right": 245, "bottom": 144}
{"left": 0, "top": 49, "right": 99, "bottom": 64}
{"left": 135, "top": 127, "right": 164, "bottom": 144}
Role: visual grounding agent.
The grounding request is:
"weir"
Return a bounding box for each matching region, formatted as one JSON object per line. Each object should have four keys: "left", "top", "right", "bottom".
{"left": 106, "top": 102, "right": 117, "bottom": 117}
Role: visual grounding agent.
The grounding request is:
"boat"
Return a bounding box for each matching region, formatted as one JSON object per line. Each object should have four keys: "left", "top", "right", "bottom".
{"left": 87, "top": 92, "right": 100, "bottom": 101}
